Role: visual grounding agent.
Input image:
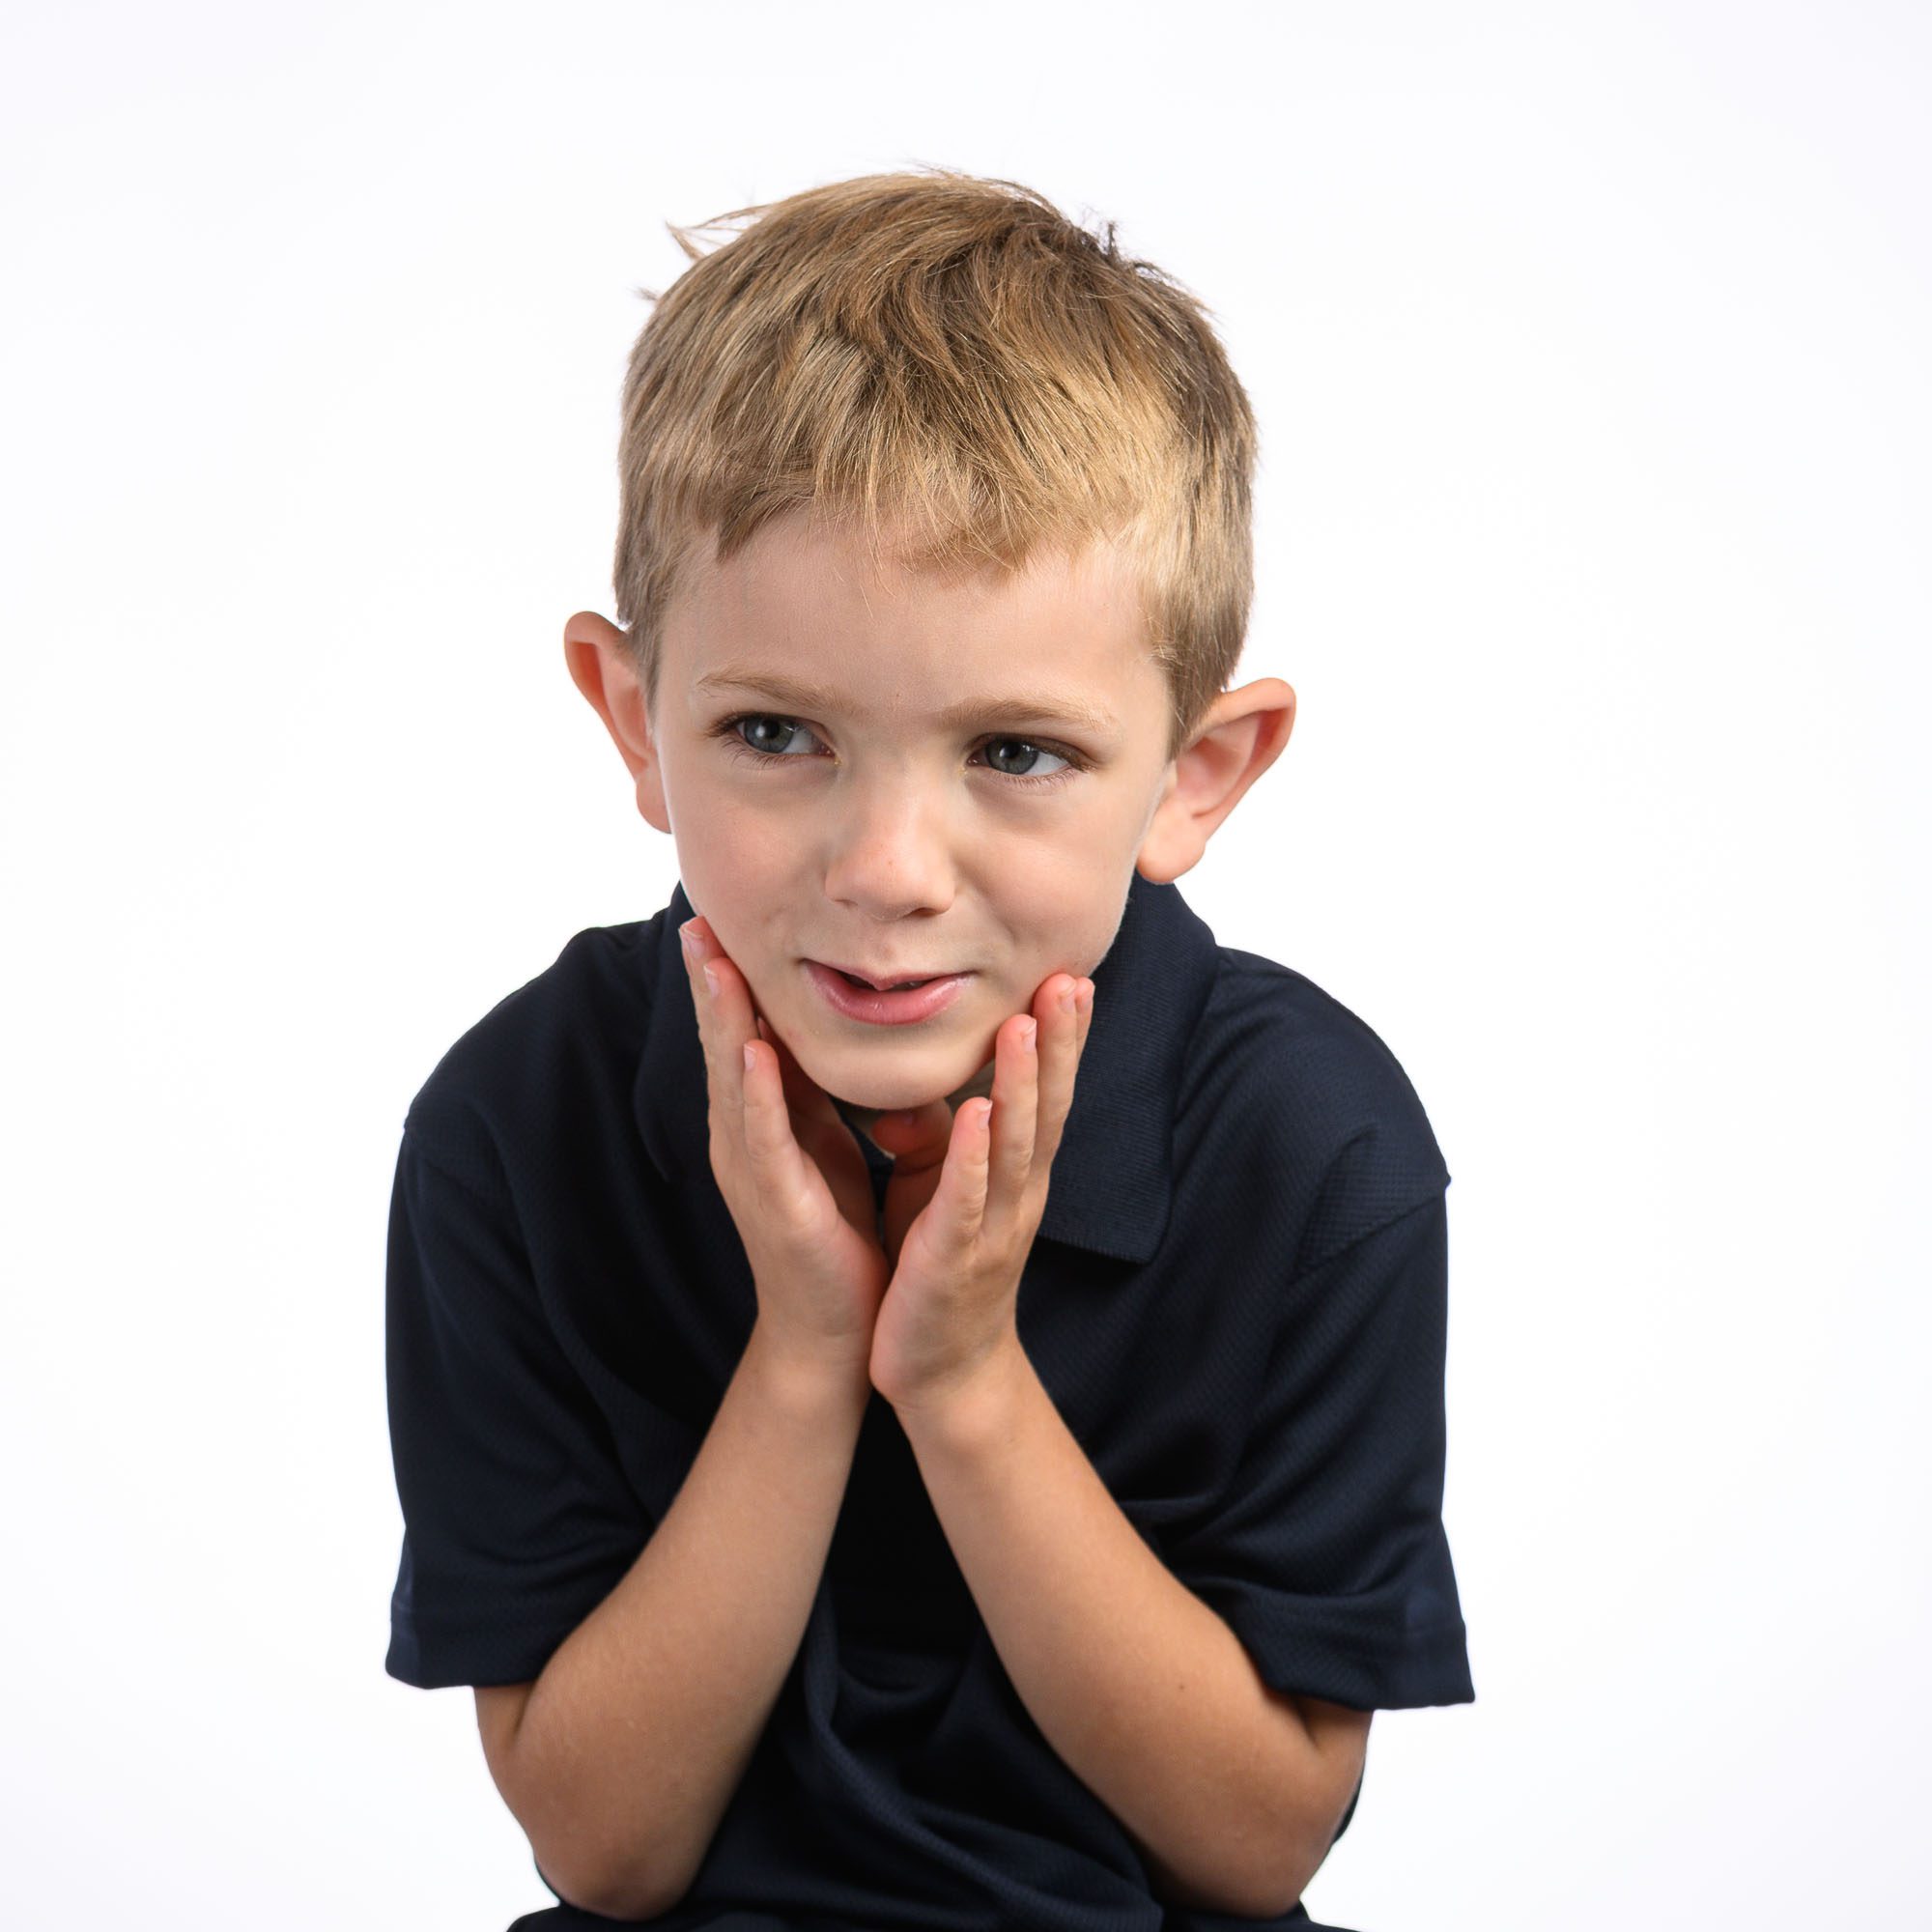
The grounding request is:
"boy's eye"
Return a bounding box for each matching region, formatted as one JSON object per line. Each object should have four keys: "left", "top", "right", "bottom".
{"left": 729, "top": 714, "right": 819, "bottom": 759}
{"left": 711, "top": 713, "right": 1086, "bottom": 792}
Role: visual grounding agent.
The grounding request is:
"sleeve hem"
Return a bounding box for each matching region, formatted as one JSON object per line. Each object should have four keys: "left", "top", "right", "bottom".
{"left": 386, "top": 1582, "right": 629, "bottom": 1690}
{"left": 1222, "top": 1610, "right": 1475, "bottom": 1712}
{"left": 386, "top": 1618, "right": 572, "bottom": 1691}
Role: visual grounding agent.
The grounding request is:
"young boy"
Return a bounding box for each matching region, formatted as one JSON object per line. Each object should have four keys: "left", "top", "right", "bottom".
{"left": 384, "top": 168, "right": 1473, "bottom": 1932}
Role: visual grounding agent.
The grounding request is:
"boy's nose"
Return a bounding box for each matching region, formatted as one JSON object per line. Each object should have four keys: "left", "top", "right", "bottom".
{"left": 820, "top": 873, "right": 956, "bottom": 925}
{"left": 818, "top": 810, "right": 957, "bottom": 912}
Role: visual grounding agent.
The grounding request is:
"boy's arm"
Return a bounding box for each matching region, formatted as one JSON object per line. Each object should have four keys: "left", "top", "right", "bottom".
{"left": 474, "top": 1321, "right": 871, "bottom": 1920}
{"left": 896, "top": 1337, "right": 1371, "bottom": 1921}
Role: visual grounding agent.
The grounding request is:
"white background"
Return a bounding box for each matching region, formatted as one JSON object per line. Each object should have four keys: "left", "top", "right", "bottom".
{"left": 4, "top": 4, "right": 1926, "bottom": 1927}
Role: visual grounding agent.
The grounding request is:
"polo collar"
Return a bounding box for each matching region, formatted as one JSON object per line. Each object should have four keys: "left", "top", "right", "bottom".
{"left": 633, "top": 868, "right": 1219, "bottom": 1265}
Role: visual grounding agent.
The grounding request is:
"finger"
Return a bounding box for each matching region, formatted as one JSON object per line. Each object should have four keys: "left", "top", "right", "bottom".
{"left": 736, "top": 1021, "right": 834, "bottom": 1215}
{"left": 679, "top": 920, "right": 732, "bottom": 1113}
{"left": 718, "top": 978, "right": 821, "bottom": 1192}
{"left": 869, "top": 1097, "right": 954, "bottom": 1165}
{"left": 877, "top": 1096, "right": 957, "bottom": 1179}
{"left": 736, "top": 1031, "right": 801, "bottom": 1169}
{"left": 756, "top": 1015, "right": 827, "bottom": 1124}
{"left": 1038, "top": 974, "right": 1090, "bottom": 1150}
{"left": 989, "top": 1012, "right": 1038, "bottom": 1221}
{"left": 757, "top": 1016, "right": 858, "bottom": 1172}
{"left": 752, "top": 1017, "right": 799, "bottom": 1123}
{"left": 936, "top": 1095, "right": 994, "bottom": 1247}
{"left": 682, "top": 920, "right": 751, "bottom": 1136}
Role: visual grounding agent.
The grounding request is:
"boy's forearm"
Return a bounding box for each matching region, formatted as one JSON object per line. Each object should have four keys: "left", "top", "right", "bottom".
{"left": 895, "top": 1338, "right": 1354, "bottom": 1920}
{"left": 500, "top": 1321, "right": 870, "bottom": 1919}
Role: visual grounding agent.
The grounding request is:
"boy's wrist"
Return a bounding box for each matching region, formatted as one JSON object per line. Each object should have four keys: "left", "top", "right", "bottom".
{"left": 743, "top": 1317, "right": 875, "bottom": 1417}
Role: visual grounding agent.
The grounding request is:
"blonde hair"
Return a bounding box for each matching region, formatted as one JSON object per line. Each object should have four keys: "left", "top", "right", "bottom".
{"left": 612, "top": 165, "right": 1258, "bottom": 764}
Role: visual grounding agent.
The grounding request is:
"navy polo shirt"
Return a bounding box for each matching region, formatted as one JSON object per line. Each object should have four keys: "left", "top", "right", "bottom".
{"left": 384, "top": 868, "right": 1473, "bottom": 1932}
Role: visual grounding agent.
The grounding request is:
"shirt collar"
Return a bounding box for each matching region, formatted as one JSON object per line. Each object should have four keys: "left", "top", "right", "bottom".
{"left": 633, "top": 868, "right": 1220, "bottom": 1265}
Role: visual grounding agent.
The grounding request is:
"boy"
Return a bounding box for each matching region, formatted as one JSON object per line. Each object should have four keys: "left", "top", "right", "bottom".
{"left": 384, "top": 167, "right": 1473, "bottom": 1932}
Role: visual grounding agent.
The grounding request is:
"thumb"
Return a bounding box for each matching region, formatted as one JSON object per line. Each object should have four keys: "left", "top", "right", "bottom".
{"left": 877, "top": 1100, "right": 954, "bottom": 1269}
{"left": 868, "top": 1097, "right": 955, "bottom": 1171}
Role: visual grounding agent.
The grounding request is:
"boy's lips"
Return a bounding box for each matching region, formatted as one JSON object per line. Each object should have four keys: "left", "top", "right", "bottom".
{"left": 811, "top": 959, "right": 965, "bottom": 990}
{"left": 804, "top": 960, "right": 972, "bottom": 1026}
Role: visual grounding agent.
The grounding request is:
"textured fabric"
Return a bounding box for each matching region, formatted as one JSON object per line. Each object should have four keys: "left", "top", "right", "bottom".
{"left": 385, "top": 870, "right": 1473, "bottom": 1930}
{"left": 504, "top": 1907, "right": 1367, "bottom": 1930}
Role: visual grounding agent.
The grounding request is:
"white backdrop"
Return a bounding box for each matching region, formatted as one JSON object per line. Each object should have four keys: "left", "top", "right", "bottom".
{"left": 3, "top": 4, "right": 1925, "bottom": 1928}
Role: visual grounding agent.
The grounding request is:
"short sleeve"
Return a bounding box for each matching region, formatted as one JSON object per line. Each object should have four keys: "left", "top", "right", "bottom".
{"left": 1159, "top": 1187, "right": 1474, "bottom": 1712}
{"left": 384, "top": 1120, "right": 648, "bottom": 1690}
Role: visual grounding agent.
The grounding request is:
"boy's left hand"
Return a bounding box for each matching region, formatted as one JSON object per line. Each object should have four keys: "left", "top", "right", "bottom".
{"left": 866, "top": 971, "right": 1094, "bottom": 1416}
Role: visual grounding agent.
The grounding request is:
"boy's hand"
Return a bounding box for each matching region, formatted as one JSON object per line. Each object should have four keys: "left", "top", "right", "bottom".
{"left": 866, "top": 971, "right": 1094, "bottom": 1418}
{"left": 680, "top": 917, "right": 890, "bottom": 1384}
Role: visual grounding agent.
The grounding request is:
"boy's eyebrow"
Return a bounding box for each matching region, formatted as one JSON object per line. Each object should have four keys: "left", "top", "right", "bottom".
{"left": 692, "top": 665, "right": 1120, "bottom": 736}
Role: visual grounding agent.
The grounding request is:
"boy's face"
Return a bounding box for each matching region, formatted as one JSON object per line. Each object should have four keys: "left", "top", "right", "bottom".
{"left": 573, "top": 511, "right": 1289, "bottom": 1116}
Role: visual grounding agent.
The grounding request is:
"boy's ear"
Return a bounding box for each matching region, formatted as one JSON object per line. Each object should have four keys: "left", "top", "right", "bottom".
{"left": 563, "top": 610, "right": 671, "bottom": 834}
{"left": 1135, "top": 678, "right": 1296, "bottom": 885}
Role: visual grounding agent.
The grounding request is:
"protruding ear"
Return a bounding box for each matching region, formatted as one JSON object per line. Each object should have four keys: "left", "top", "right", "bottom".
{"left": 563, "top": 611, "right": 670, "bottom": 833}
{"left": 1137, "top": 678, "right": 1296, "bottom": 884}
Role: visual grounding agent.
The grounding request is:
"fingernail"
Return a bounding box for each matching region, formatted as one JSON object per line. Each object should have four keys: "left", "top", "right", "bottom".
{"left": 1079, "top": 980, "right": 1094, "bottom": 1012}
{"left": 1019, "top": 1017, "right": 1037, "bottom": 1049}
{"left": 702, "top": 964, "right": 720, "bottom": 999}
{"left": 1058, "top": 980, "right": 1077, "bottom": 1015}
{"left": 679, "top": 921, "right": 700, "bottom": 960}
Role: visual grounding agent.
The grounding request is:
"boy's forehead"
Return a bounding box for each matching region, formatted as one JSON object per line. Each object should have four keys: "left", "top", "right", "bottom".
{"left": 674, "top": 514, "right": 1162, "bottom": 736}
{"left": 692, "top": 505, "right": 1136, "bottom": 619}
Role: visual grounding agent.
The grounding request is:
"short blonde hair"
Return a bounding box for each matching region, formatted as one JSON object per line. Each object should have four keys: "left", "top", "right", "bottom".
{"left": 612, "top": 166, "right": 1258, "bottom": 764}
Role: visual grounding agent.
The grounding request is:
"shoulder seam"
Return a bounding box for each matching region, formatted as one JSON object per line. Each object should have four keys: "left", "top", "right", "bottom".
{"left": 399, "top": 1117, "right": 514, "bottom": 1214}
{"left": 1290, "top": 1185, "right": 1446, "bottom": 1286}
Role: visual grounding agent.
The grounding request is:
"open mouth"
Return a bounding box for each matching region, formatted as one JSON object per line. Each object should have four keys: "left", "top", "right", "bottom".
{"left": 835, "top": 969, "right": 934, "bottom": 992}
{"left": 805, "top": 960, "right": 971, "bottom": 1025}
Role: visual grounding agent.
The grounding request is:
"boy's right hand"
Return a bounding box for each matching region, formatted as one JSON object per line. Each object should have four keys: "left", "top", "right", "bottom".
{"left": 679, "top": 917, "right": 890, "bottom": 1385}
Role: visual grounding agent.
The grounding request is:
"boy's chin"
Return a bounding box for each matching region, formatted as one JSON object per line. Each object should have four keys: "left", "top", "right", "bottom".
{"left": 818, "top": 1063, "right": 967, "bottom": 1120}
{"left": 782, "top": 1023, "right": 985, "bottom": 1116}
{"left": 827, "top": 1082, "right": 952, "bottom": 1117}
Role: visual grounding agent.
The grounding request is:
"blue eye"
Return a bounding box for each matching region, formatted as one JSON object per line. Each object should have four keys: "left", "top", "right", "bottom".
{"left": 711, "top": 713, "right": 1087, "bottom": 791}
{"left": 729, "top": 715, "right": 817, "bottom": 759}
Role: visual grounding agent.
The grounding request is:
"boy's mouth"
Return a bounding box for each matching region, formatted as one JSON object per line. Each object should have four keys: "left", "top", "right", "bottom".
{"left": 817, "top": 961, "right": 953, "bottom": 991}
{"left": 804, "top": 960, "right": 974, "bottom": 1027}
